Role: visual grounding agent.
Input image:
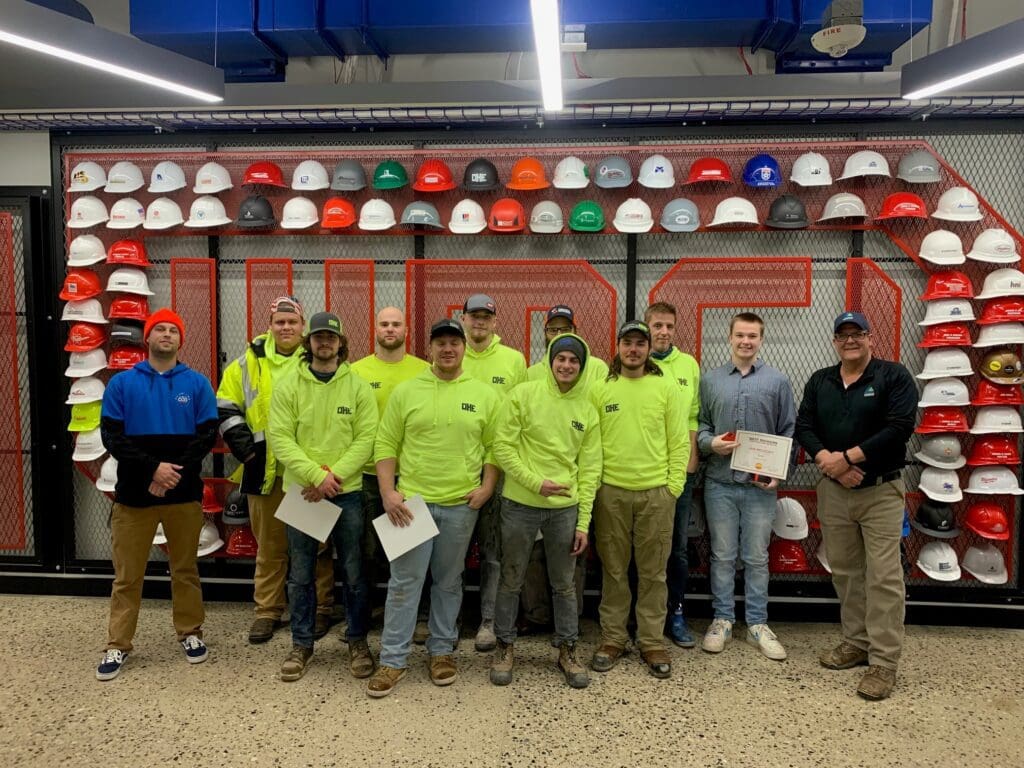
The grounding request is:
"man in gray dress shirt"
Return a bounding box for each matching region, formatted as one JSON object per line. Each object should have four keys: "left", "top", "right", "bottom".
{"left": 696, "top": 312, "right": 796, "bottom": 661}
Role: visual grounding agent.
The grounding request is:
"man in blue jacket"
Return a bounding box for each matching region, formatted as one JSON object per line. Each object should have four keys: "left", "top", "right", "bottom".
{"left": 96, "top": 308, "right": 218, "bottom": 681}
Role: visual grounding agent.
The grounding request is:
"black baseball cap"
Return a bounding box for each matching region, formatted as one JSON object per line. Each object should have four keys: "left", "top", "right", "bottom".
{"left": 618, "top": 320, "right": 651, "bottom": 341}
{"left": 546, "top": 305, "right": 575, "bottom": 325}
{"left": 307, "top": 312, "right": 343, "bottom": 337}
{"left": 430, "top": 318, "right": 466, "bottom": 340}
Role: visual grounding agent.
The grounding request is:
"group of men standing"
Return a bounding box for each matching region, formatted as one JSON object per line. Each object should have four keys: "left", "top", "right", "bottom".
{"left": 95, "top": 295, "right": 915, "bottom": 702}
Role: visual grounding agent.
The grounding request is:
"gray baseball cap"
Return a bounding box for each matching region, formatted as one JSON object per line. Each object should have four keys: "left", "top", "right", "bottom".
{"left": 463, "top": 293, "right": 497, "bottom": 314}
{"left": 308, "top": 312, "right": 344, "bottom": 337}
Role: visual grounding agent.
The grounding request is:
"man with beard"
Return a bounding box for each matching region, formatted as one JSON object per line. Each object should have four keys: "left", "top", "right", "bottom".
{"left": 588, "top": 321, "right": 688, "bottom": 679}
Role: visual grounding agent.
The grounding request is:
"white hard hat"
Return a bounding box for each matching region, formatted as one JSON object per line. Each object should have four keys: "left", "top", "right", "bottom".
{"left": 67, "top": 235, "right": 106, "bottom": 266}
{"left": 196, "top": 520, "right": 224, "bottom": 557}
{"left": 918, "top": 377, "right": 969, "bottom": 407}
{"left": 918, "top": 467, "right": 962, "bottom": 502}
{"left": 193, "top": 161, "right": 233, "bottom": 193}
{"left": 65, "top": 348, "right": 108, "bottom": 377}
{"left": 106, "top": 267, "right": 154, "bottom": 296}
{"left": 638, "top": 154, "right": 675, "bottom": 188}
{"left": 96, "top": 456, "right": 118, "bottom": 493}
{"left": 152, "top": 523, "right": 168, "bottom": 546}
{"left": 918, "top": 230, "right": 965, "bottom": 266}
{"left": 973, "top": 322, "right": 1024, "bottom": 348}
{"left": 815, "top": 539, "right": 831, "bottom": 573}
{"left": 975, "top": 268, "right": 1024, "bottom": 300}
{"left": 72, "top": 427, "right": 105, "bottom": 462}
{"left": 916, "top": 541, "right": 961, "bottom": 581}
{"left": 68, "top": 196, "right": 109, "bottom": 228}
{"left": 291, "top": 160, "right": 330, "bottom": 191}
{"left": 103, "top": 161, "right": 145, "bottom": 193}
{"left": 837, "top": 150, "right": 890, "bottom": 180}
{"left": 552, "top": 156, "right": 590, "bottom": 189}
{"left": 529, "top": 201, "right": 564, "bottom": 234}
{"left": 357, "top": 199, "right": 396, "bottom": 231}
{"left": 106, "top": 197, "right": 145, "bottom": 230}
{"left": 612, "top": 198, "right": 654, "bottom": 233}
{"left": 967, "top": 229, "right": 1020, "bottom": 265}
{"left": 280, "top": 197, "right": 320, "bottom": 230}
{"left": 184, "top": 195, "right": 232, "bottom": 228}
{"left": 969, "top": 405, "right": 1024, "bottom": 435}
{"left": 143, "top": 197, "right": 184, "bottom": 230}
{"left": 961, "top": 542, "right": 1008, "bottom": 584}
{"left": 914, "top": 434, "right": 966, "bottom": 469}
{"left": 772, "top": 497, "right": 808, "bottom": 540}
{"left": 65, "top": 375, "right": 106, "bottom": 405}
{"left": 965, "top": 465, "right": 1024, "bottom": 495}
{"left": 68, "top": 161, "right": 107, "bottom": 192}
{"left": 916, "top": 348, "right": 972, "bottom": 379}
{"left": 790, "top": 151, "right": 832, "bottom": 187}
{"left": 917, "top": 298, "right": 975, "bottom": 326}
{"left": 932, "top": 186, "right": 983, "bottom": 222}
{"left": 61, "top": 298, "right": 108, "bottom": 324}
{"left": 817, "top": 192, "right": 867, "bottom": 221}
{"left": 448, "top": 199, "right": 487, "bottom": 234}
{"left": 148, "top": 160, "right": 187, "bottom": 193}
{"left": 709, "top": 196, "right": 758, "bottom": 227}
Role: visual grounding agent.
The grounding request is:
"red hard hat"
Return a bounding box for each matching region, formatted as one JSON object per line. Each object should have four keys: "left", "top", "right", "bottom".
{"left": 919, "top": 270, "right": 974, "bottom": 301}
{"left": 242, "top": 161, "right": 286, "bottom": 188}
{"left": 876, "top": 191, "right": 928, "bottom": 220}
{"left": 915, "top": 406, "right": 969, "bottom": 434}
{"left": 769, "top": 539, "right": 810, "bottom": 573}
{"left": 411, "top": 158, "right": 457, "bottom": 192}
{"left": 685, "top": 157, "right": 732, "bottom": 184}
{"left": 320, "top": 197, "right": 356, "bottom": 229}
{"left": 226, "top": 527, "right": 259, "bottom": 556}
{"left": 966, "top": 436, "right": 1022, "bottom": 467}
{"left": 971, "top": 379, "right": 1024, "bottom": 406}
{"left": 108, "top": 345, "right": 147, "bottom": 370}
{"left": 488, "top": 198, "right": 526, "bottom": 232}
{"left": 916, "top": 322, "right": 973, "bottom": 348}
{"left": 108, "top": 296, "right": 149, "bottom": 321}
{"left": 64, "top": 322, "right": 108, "bottom": 352}
{"left": 59, "top": 268, "right": 102, "bottom": 301}
{"left": 202, "top": 481, "right": 223, "bottom": 513}
{"left": 107, "top": 239, "right": 150, "bottom": 267}
{"left": 977, "top": 297, "right": 1024, "bottom": 325}
{"left": 963, "top": 502, "right": 1010, "bottom": 540}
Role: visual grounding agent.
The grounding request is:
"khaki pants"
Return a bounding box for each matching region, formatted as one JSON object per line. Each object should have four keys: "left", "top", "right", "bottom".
{"left": 594, "top": 484, "right": 674, "bottom": 652}
{"left": 106, "top": 501, "right": 205, "bottom": 652}
{"left": 816, "top": 476, "right": 906, "bottom": 670}
{"left": 248, "top": 477, "right": 335, "bottom": 620}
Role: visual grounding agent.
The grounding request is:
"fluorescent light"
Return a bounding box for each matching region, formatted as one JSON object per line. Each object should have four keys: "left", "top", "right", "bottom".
{"left": 530, "top": 0, "right": 563, "bottom": 112}
{"left": 0, "top": 29, "right": 224, "bottom": 103}
{"left": 903, "top": 50, "right": 1024, "bottom": 99}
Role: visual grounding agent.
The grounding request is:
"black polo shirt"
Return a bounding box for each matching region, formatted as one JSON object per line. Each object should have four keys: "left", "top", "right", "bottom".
{"left": 795, "top": 356, "right": 917, "bottom": 483}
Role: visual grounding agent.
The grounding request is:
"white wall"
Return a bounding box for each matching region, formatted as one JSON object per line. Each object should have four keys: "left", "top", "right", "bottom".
{"left": 0, "top": 132, "right": 51, "bottom": 187}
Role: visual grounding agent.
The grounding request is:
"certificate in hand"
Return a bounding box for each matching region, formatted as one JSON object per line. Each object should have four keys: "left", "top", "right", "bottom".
{"left": 729, "top": 430, "right": 793, "bottom": 481}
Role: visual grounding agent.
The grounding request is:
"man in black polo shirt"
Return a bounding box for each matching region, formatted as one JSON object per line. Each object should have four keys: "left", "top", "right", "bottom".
{"left": 795, "top": 311, "right": 916, "bottom": 701}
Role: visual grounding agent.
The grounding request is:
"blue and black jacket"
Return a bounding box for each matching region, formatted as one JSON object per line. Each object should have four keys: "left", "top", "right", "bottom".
{"left": 100, "top": 360, "right": 218, "bottom": 507}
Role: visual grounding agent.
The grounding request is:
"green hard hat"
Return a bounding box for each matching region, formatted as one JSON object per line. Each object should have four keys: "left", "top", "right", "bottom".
{"left": 372, "top": 160, "right": 409, "bottom": 190}
{"left": 569, "top": 200, "right": 605, "bottom": 232}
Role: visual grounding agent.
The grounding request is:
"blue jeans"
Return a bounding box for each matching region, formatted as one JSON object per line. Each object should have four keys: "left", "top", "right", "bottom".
{"left": 379, "top": 503, "right": 478, "bottom": 669}
{"left": 286, "top": 490, "right": 368, "bottom": 649}
{"left": 667, "top": 472, "right": 696, "bottom": 610}
{"left": 704, "top": 478, "right": 776, "bottom": 625}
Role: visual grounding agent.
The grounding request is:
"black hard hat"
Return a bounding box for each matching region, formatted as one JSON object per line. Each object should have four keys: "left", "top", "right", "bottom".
{"left": 765, "top": 194, "right": 809, "bottom": 229}
{"left": 910, "top": 499, "right": 960, "bottom": 539}
{"left": 235, "top": 195, "right": 276, "bottom": 228}
{"left": 463, "top": 158, "right": 500, "bottom": 191}
{"left": 109, "top": 321, "right": 144, "bottom": 348}
{"left": 222, "top": 488, "right": 250, "bottom": 525}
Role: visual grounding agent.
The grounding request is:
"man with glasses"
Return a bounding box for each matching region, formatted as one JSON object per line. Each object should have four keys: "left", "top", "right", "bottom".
{"left": 795, "top": 311, "right": 915, "bottom": 701}
{"left": 527, "top": 305, "right": 609, "bottom": 387}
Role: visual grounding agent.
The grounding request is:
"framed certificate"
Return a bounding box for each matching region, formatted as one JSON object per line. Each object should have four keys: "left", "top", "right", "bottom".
{"left": 729, "top": 430, "right": 793, "bottom": 480}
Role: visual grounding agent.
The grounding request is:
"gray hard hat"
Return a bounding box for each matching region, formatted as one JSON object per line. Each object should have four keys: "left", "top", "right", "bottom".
{"left": 660, "top": 198, "right": 700, "bottom": 232}
{"left": 897, "top": 150, "right": 941, "bottom": 184}
{"left": 594, "top": 155, "right": 633, "bottom": 189}
{"left": 400, "top": 201, "right": 443, "bottom": 229}
{"left": 330, "top": 159, "right": 367, "bottom": 191}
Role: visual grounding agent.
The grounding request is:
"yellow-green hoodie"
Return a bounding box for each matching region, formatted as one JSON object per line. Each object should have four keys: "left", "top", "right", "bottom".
{"left": 650, "top": 346, "right": 701, "bottom": 432}
{"left": 375, "top": 367, "right": 499, "bottom": 505}
{"left": 494, "top": 334, "right": 602, "bottom": 531}
{"left": 462, "top": 334, "right": 527, "bottom": 396}
{"left": 526, "top": 353, "right": 609, "bottom": 393}
{"left": 267, "top": 361, "right": 378, "bottom": 493}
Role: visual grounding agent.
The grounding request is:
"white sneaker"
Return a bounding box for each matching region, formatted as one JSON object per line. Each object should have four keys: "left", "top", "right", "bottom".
{"left": 701, "top": 618, "right": 733, "bottom": 653}
{"left": 747, "top": 623, "right": 787, "bottom": 661}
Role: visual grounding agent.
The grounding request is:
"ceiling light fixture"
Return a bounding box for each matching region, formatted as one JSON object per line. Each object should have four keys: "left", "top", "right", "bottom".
{"left": 530, "top": 0, "right": 563, "bottom": 112}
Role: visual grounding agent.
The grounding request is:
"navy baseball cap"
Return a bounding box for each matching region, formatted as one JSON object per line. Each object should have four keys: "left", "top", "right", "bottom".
{"left": 430, "top": 318, "right": 466, "bottom": 340}
{"left": 546, "top": 305, "right": 575, "bottom": 324}
{"left": 833, "top": 311, "right": 870, "bottom": 332}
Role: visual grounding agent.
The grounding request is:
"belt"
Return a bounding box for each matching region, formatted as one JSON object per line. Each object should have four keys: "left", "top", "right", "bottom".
{"left": 834, "top": 470, "right": 901, "bottom": 489}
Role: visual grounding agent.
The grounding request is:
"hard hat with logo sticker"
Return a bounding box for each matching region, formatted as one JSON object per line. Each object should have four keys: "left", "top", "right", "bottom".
{"left": 568, "top": 200, "right": 605, "bottom": 233}
{"left": 593, "top": 156, "right": 633, "bottom": 189}
{"left": 915, "top": 406, "right": 969, "bottom": 434}
{"left": 108, "top": 296, "right": 149, "bottom": 322}
{"left": 974, "top": 322, "right": 1024, "bottom": 348}
{"left": 412, "top": 159, "right": 457, "bottom": 192}
{"left": 196, "top": 520, "right": 224, "bottom": 557}
{"left": 964, "top": 502, "right": 1010, "bottom": 540}
{"left": 462, "top": 158, "right": 500, "bottom": 191}
{"left": 765, "top": 195, "right": 809, "bottom": 229}
{"left": 290, "top": 160, "right": 330, "bottom": 191}
{"left": 72, "top": 427, "right": 106, "bottom": 462}
{"left": 917, "top": 377, "right": 969, "bottom": 407}
{"left": 911, "top": 499, "right": 959, "bottom": 538}
{"left": 969, "top": 405, "right": 1023, "bottom": 434}
{"left": 106, "top": 267, "right": 154, "bottom": 296}
{"left": 65, "top": 375, "right": 105, "bottom": 405}
{"left": 768, "top": 539, "right": 810, "bottom": 573}
{"left": 506, "top": 157, "right": 550, "bottom": 190}
{"left": 235, "top": 195, "right": 276, "bottom": 228}
{"left": 916, "top": 541, "right": 961, "bottom": 581}
{"left": 917, "top": 348, "right": 972, "bottom": 379}
{"left": 976, "top": 268, "right": 1024, "bottom": 300}
{"left": 917, "top": 323, "right": 972, "bottom": 348}
{"left": 106, "top": 239, "right": 150, "bottom": 268}
{"left": 280, "top": 197, "right": 320, "bottom": 230}
{"left": 148, "top": 160, "right": 186, "bottom": 193}
{"left": 222, "top": 489, "right": 250, "bottom": 526}
{"left": 242, "top": 161, "right": 286, "bottom": 188}
{"left": 971, "top": 378, "right": 1024, "bottom": 406}
{"left": 65, "top": 322, "right": 108, "bottom": 353}
{"left": 60, "top": 268, "right": 102, "bottom": 301}
{"left": 96, "top": 456, "right": 118, "bottom": 493}
{"left": 897, "top": 149, "right": 941, "bottom": 183}
{"left": 962, "top": 543, "right": 1008, "bottom": 584}
{"left": 918, "top": 466, "right": 962, "bottom": 502}
{"left": 790, "top": 152, "right": 832, "bottom": 187}
{"left": 103, "top": 161, "right": 145, "bottom": 193}
{"left": 358, "top": 199, "right": 396, "bottom": 231}
{"left": 965, "top": 465, "right": 1024, "bottom": 495}
{"left": 612, "top": 198, "right": 654, "bottom": 233}
{"left": 62, "top": 298, "right": 107, "bottom": 324}
{"left": 67, "top": 235, "right": 106, "bottom": 267}
{"left": 638, "top": 154, "right": 675, "bottom": 188}
{"left": 979, "top": 347, "right": 1024, "bottom": 385}
{"left": 68, "top": 196, "right": 109, "bottom": 228}
{"left": 967, "top": 228, "right": 1019, "bottom": 265}
{"left": 65, "top": 348, "right": 108, "bottom": 377}
{"left": 918, "top": 230, "right": 965, "bottom": 266}
{"left": 920, "top": 271, "right": 973, "bottom": 301}
{"left": 660, "top": 198, "right": 700, "bottom": 232}
{"left": 107, "top": 197, "right": 146, "bottom": 230}
{"left": 143, "top": 197, "right": 184, "bottom": 230}
{"left": 966, "top": 435, "right": 1021, "bottom": 467}
{"left": 914, "top": 434, "right": 965, "bottom": 469}
{"left": 109, "top": 322, "right": 144, "bottom": 348}
{"left": 838, "top": 150, "right": 891, "bottom": 180}
{"left": 320, "top": 197, "right": 356, "bottom": 229}
{"left": 330, "top": 159, "right": 366, "bottom": 191}
{"left": 400, "top": 201, "right": 444, "bottom": 229}
{"left": 918, "top": 298, "right": 974, "bottom": 326}
{"left": 529, "top": 201, "right": 564, "bottom": 234}
{"left": 932, "top": 186, "right": 983, "bottom": 222}
{"left": 709, "top": 197, "right": 758, "bottom": 227}
{"left": 226, "top": 527, "right": 258, "bottom": 557}
{"left": 193, "top": 161, "right": 233, "bottom": 193}
{"left": 685, "top": 157, "right": 732, "bottom": 184}
{"left": 488, "top": 198, "right": 526, "bottom": 232}
{"left": 448, "top": 199, "right": 487, "bottom": 234}
{"left": 68, "top": 400, "right": 101, "bottom": 432}
{"left": 108, "top": 345, "right": 147, "bottom": 370}
{"left": 772, "top": 497, "right": 808, "bottom": 540}
{"left": 742, "top": 153, "right": 782, "bottom": 188}
{"left": 817, "top": 192, "right": 867, "bottom": 221}
{"left": 184, "top": 196, "right": 232, "bottom": 228}
{"left": 552, "top": 156, "right": 590, "bottom": 189}
{"left": 68, "top": 161, "right": 106, "bottom": 192}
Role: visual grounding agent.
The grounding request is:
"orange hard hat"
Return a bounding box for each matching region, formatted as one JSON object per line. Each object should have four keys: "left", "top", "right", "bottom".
{"left": 320, "top": 197, "right": 356, "bottom": 229}
{"left": 488, "top": 198, "right": 526, "bottom": 232}
{"left": 506, "top": 157, "right": 550, "bottom": 190}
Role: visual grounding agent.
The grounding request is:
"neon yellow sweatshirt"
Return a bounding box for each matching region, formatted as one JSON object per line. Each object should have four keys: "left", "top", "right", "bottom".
{"left": 375, "top": 367, "right": 499, "bottom": 505}
{"left": 267, "top": 362, "right": 378, "bottom": 493}
{"left": 351, "top": 352, "right": 429, "bottom": 473}
{"left": 462, "top": 334, "right": 527, "bottom": 396}
{"left": 651, "top": 346, "right": 701, "bottom": 431}
{"left": 494, "top": 334, "right": 602, "bottom": 531}
{"left": 589, "top": 371, "right": 689, "bottom": 496}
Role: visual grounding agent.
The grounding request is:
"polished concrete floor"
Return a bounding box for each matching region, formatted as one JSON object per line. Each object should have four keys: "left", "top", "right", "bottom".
{"left": 0, "top": 594, "right": 1021, "bottom": 768}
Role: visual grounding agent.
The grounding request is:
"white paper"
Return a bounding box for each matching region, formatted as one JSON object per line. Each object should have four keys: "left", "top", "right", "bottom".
{"left": 372, "top": 494, "right": 440, "bottom": 562}
{"left": 274, "top": 483, "right": 343, "bottom": 543}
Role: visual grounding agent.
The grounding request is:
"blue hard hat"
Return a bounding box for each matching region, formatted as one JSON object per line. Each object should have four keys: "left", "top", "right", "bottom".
{"left": 742, "top": 153, "right": 782, "bottom": 188}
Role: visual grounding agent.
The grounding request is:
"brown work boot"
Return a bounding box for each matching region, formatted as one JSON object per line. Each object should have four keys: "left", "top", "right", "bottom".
{"left": 248, "top": 617, "right": 277, "bottom": 645}
{"left": 412, "top": 619, "right": 430, "bottom": 645}
{"left": 349, "top": 638, "right": 376, "bottom": 679}
{"left": 314, "top": 613, "right": 331, "bottom": 640}
{"left": 820, "top": 641, "right": 870, "bottom": 670}
{"left": 558, "top": 642, "right": 590, "bottom": 689}
{"left": 591, "top": 643, "right": 625, "bottom": 672}
{"left": 857, "top": 665, "right": 897, "bottom": 700}
{"left": 428, "top": 654, "right": 458, "bottom": 686}
{"left": 366, "top": 666, "right": 406, "bottom": 698}
{"left": 279, "top": 645, "right": 313, "bottom": 682}
{"left": 641, "top": 648, "right": 672, "bottom": 679}
{"left": 489, "top": 640, "right": 514, "bottom": 686}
